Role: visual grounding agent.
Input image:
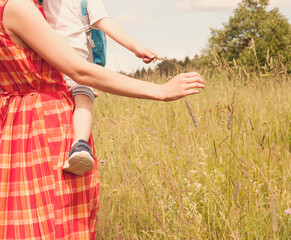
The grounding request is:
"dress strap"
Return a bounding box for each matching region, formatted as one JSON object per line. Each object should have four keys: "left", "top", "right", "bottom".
{"left": 0, "top": 0, "right": 9, "bottom": 31}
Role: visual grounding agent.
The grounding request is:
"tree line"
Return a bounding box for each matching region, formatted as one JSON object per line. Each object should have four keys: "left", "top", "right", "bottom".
{"left": 129, "top": 0, "right": 291, "bottom": 78}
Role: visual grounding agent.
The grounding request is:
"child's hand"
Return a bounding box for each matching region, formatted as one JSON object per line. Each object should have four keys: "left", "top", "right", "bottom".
{"left": 134, "top": 45, "right": 157, "bottom": 64}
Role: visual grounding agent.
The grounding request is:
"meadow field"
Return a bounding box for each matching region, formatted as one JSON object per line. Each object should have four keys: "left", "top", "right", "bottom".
{"left": 92, "top": 62, "right": 290, "bottom": 239}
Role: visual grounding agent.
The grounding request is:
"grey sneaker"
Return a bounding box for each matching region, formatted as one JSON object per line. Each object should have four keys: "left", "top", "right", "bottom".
{"left": 63, "top": 140, "right": 94, "bottom": 175}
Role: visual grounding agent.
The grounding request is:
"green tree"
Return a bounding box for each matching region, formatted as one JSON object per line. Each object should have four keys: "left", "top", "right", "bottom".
{"left": 207, "top": 0, "right": 291, "bottom": 69}
{"left": 156, "top": 59, "right": 178, "bottom": 76}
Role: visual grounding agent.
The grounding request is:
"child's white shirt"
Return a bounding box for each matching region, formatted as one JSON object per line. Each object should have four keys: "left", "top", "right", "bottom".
{"left": 42, "top": 0, "right": 108, "bottom": 61}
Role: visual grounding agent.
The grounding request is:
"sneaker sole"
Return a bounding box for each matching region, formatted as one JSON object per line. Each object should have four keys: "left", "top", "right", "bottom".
{"left": 63, "top": 151, "right": 94, "bottom": 175}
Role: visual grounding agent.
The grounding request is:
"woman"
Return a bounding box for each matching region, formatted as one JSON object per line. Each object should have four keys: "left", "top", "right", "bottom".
{"left": 0, "top": 0, "right": 205, "bottom": 239}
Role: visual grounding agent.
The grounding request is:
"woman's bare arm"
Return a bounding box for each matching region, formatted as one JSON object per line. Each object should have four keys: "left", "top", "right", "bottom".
{"left": 3, "top": 0, "right": 205, "bottom": 101}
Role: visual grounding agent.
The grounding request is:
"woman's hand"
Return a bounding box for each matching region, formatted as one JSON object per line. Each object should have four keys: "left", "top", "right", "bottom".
{"left": 159, "top": 72, "right": 205, "bottom": 101}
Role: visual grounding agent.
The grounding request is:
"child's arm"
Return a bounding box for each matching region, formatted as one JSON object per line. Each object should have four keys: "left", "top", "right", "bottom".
{"left": 94, "top": 18, "right": 157, "bottom": 63}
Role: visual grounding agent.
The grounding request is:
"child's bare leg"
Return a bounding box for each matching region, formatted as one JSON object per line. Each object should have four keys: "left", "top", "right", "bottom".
{"left": 63, "top": 93, "right": 95, "bottom": 175}
{"left": 73, "top": 94, "right": 93, "bottom": 142}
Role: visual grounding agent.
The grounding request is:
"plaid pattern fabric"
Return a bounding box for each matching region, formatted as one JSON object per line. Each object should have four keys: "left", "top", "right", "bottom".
{"left": 0, "top": 1, "right": 99, "bottom": 239}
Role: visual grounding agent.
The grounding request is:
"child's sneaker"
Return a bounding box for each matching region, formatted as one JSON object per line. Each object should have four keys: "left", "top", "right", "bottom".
{"left": 63, "top": 139, "right": 94, "bottom": 175}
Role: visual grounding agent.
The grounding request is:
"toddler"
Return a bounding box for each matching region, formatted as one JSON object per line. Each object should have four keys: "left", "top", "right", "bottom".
{"left": 42, "top": 0, "right": 157, "bottom": 175}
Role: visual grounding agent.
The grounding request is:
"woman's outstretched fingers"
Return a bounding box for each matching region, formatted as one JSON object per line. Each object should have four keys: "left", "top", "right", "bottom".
{"left": 184, "top": 72, "right": 202, "bottom": 79}
{"left": 185, "top": 89, "right": 201, "bottom": 95}
{"left": 185, "top": 77, "right": 205, "bottom": 85}
{"left": 186, "top": 82, "right": 205, "bottom": 90}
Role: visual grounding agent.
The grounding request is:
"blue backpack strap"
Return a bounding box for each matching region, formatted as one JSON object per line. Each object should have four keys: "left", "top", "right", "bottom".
{"left": 80, "top": 0, "right": 106, "bottom": 67}
{"left": 81, "top": 0, "right": 88, "bottom": 16}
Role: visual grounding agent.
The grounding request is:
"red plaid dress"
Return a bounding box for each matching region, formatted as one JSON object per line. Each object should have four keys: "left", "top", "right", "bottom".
{"left": 0, "top": 1, "right": 99, "bottom": 239}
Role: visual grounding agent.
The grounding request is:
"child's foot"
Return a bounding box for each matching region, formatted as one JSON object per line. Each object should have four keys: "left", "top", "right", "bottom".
{"left": 63, "top": 139, "right": 94, "bottom": 175}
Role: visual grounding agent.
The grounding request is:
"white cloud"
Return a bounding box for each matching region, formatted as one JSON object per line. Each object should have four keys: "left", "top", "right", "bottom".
{"left": 177, "top": 0, "right": 291, "bottom": 12}
{"left": 269, "top": 0, "right": 291, "bottom": 8}
{"left": 178, "top": 0, "right": 240, "bottom": 12}
{"left": 117, "top": 14, "right": 141, "bottom": 26}
{"left": 129, "top": 1, "right": 156, "bottom": 8}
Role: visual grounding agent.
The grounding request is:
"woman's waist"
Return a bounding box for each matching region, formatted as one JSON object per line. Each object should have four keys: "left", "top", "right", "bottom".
{"left": 0, "top": 84, "right": 70, "bottom": 97}
{"left": 0, "top": 85, "right": 73, "bottom": 130}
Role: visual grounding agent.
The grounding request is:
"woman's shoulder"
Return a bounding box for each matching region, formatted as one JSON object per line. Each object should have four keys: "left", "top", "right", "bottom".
{"left": 1, "top": 0, "right": 38, "bottom": 13}
{"left": 1, "top": 0, "right": 42, "bottom": 28}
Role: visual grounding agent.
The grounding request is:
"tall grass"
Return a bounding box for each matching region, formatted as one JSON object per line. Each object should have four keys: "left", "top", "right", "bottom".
{"left": 92, "top": 56, "right": 290, "bottom": 239}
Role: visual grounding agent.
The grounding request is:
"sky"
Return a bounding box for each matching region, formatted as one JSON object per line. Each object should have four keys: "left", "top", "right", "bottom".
{"left": 103, "top": 0, "right": 291, "bottom": 73}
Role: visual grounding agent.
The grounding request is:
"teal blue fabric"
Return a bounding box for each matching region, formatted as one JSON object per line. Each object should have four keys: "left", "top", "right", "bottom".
{"left": 81, "top": 0, "right": 87, "bottom": 16}
{"left": 81, "top": 0, "right": 106, "bottom": 67}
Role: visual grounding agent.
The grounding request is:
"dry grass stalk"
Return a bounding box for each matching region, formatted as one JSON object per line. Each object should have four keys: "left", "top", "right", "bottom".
{"left": 219, "top": 211, "right": 237, "bottom": 240}
{"left": 251, "top": 38, "right": 257, "bottom": 57}
{"left": 185, "top": 100, "right": 199, "bottom": 129}
{"left": 156, "top": 56, "right": 167, "bottom": 61}
{"left": 260, "top": 135, "right": 265, "bottom": 150}
{"left": 222, "top": 57, "right": 234, "bottom": 76}
{"left": 227, "top": 105, "right": 234, "bottom": 130}
{"left": 210, "top": 50, "right": 222, "bottom": 71}
{"left": 227, "top": 92, "right": 236, "bottom": 130}
{"left": 227, "top": 111, "right": 233, "bottom": 130}
{"left": 233, "top": 180, "right": 240, "bottom": 204}
{"left": 250, "top": 38, "right": 262, "bottom": 77}
{"left": 248, "top": 117, "right": 255, "bottom": 131}
{"left": 233, "top": 59, "right": 238, "bottom": 69}
{"left": 248, "top": 158, "right": 279, "bottom": 233}
{"left": 269, "top": 189, "right": 278, "bottom": 233}
{"left": 151, "top": 208, "right": 171, "bottom": 240}
{"left": 242, "top": 66, "right": 250, "bottom": 80}
{"left": 210, "top": 49, "right": 220, "bottom": 62}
